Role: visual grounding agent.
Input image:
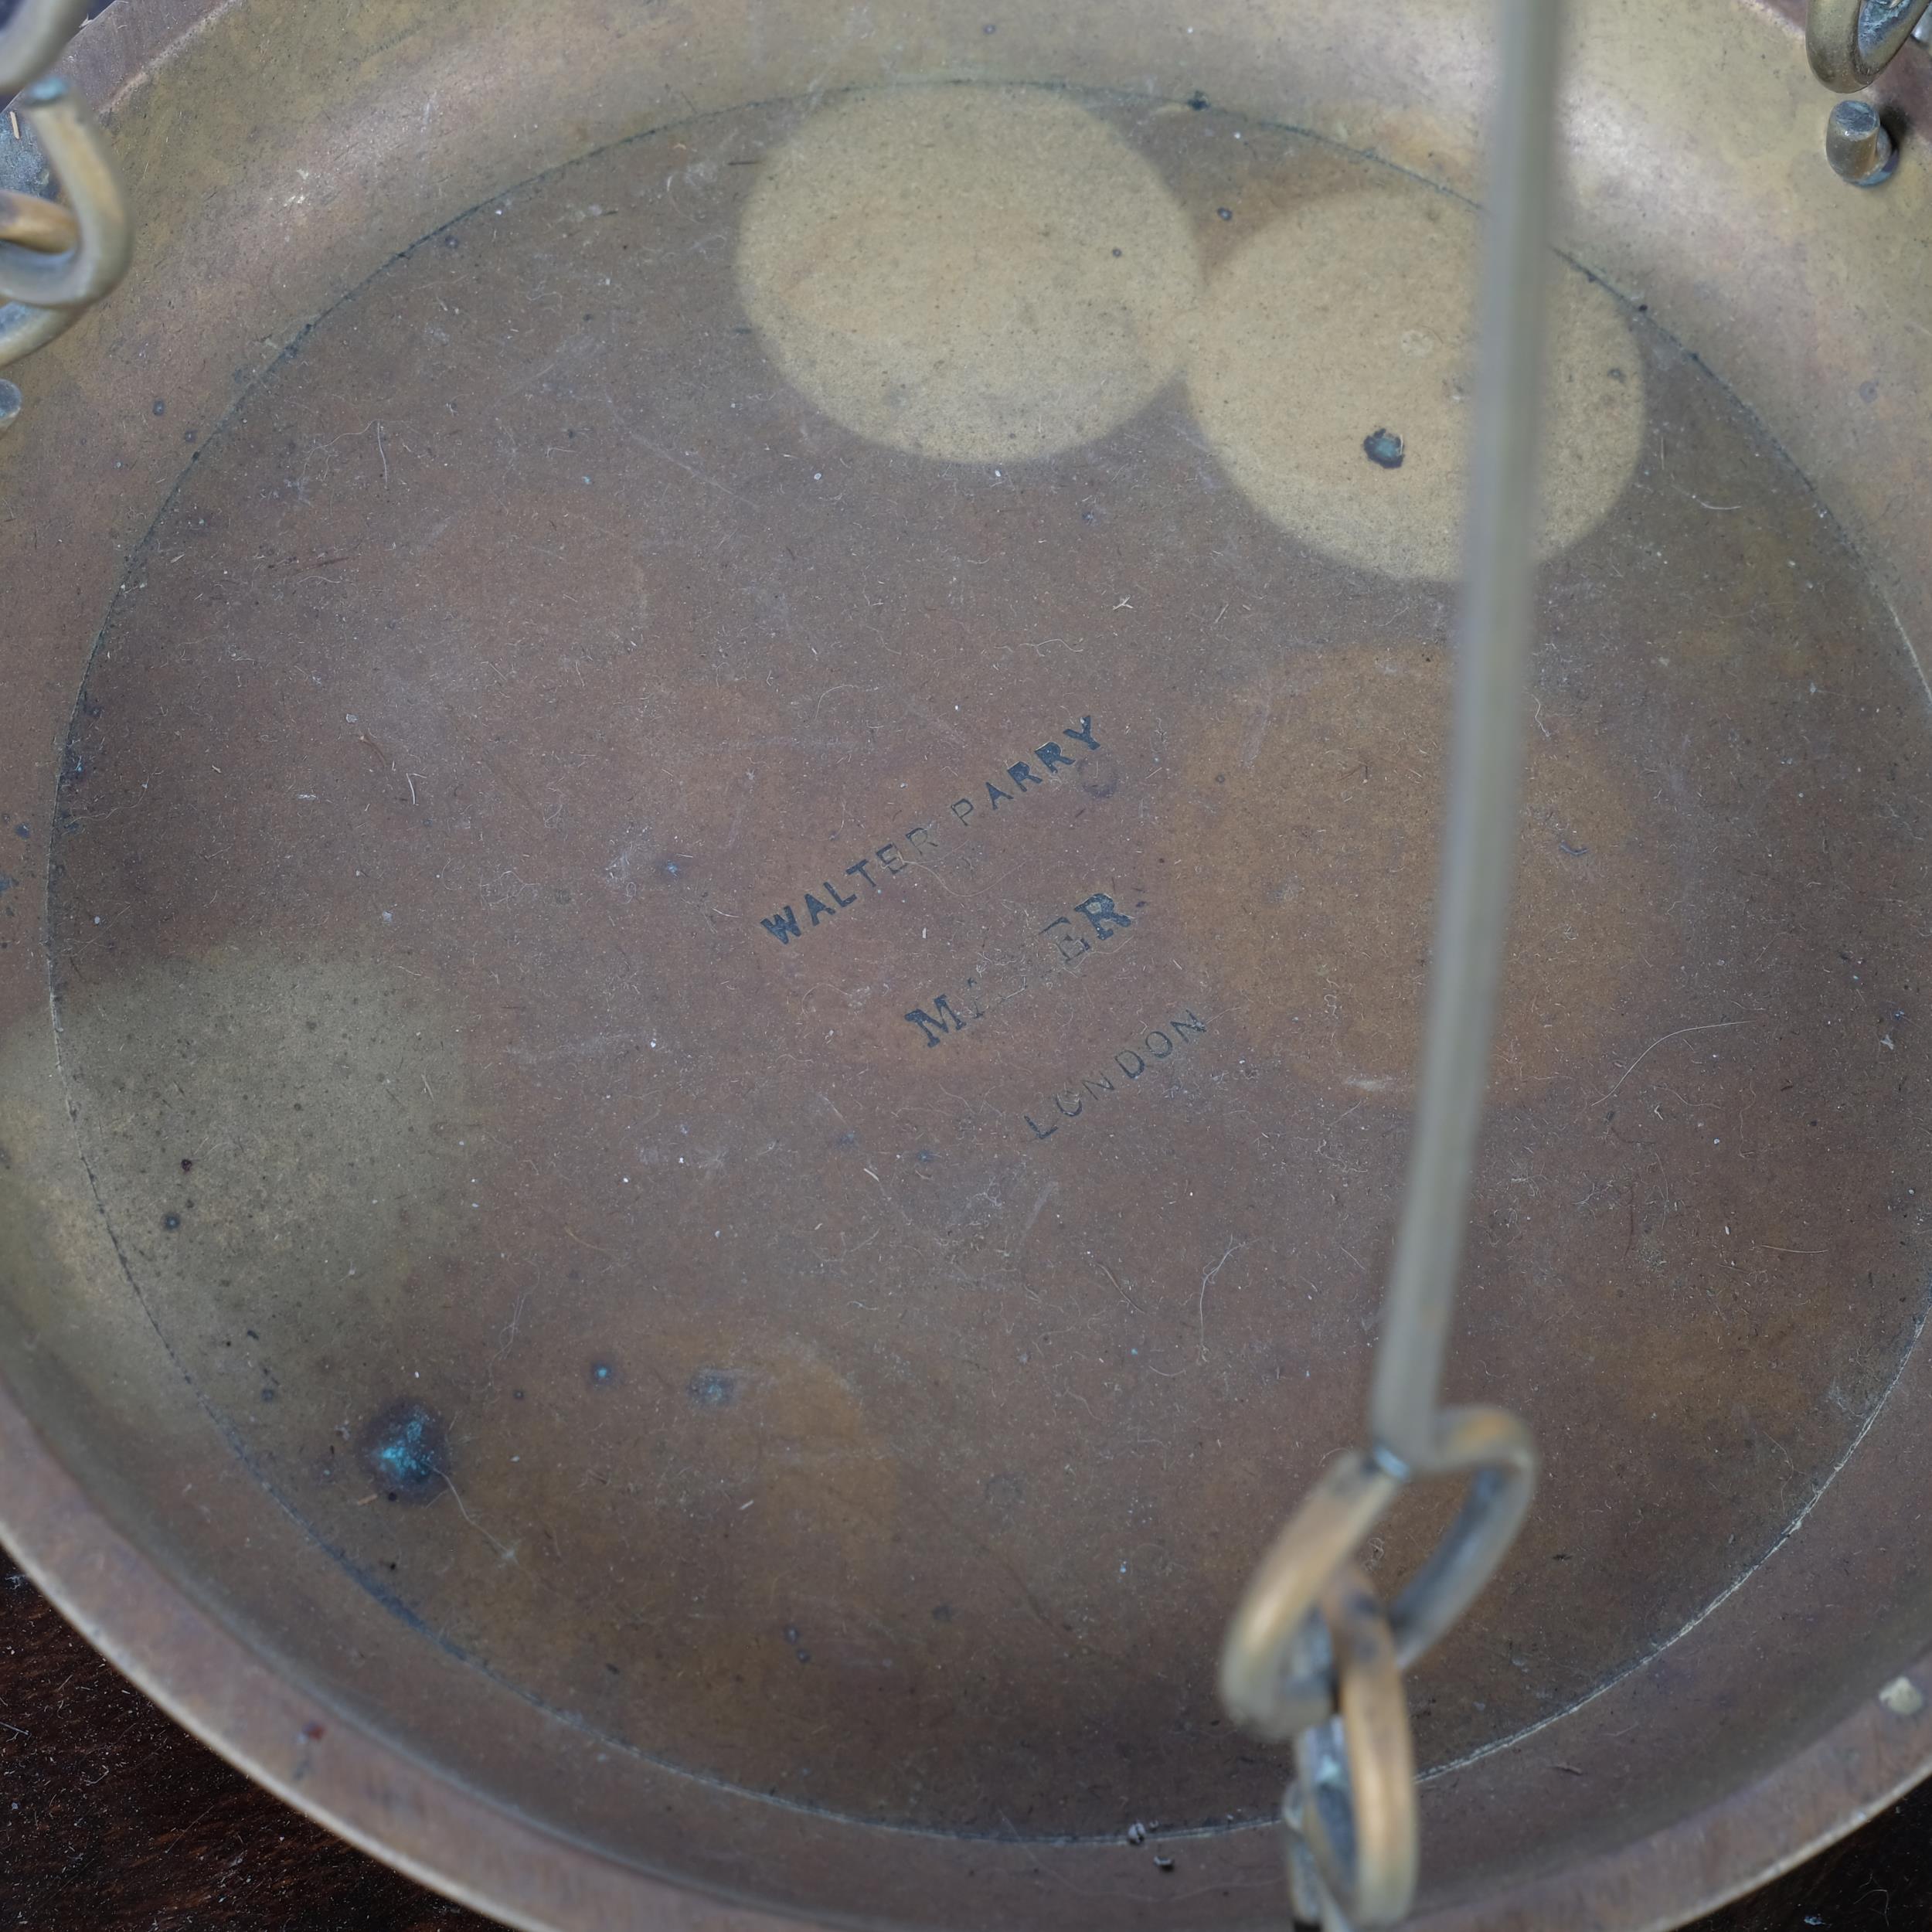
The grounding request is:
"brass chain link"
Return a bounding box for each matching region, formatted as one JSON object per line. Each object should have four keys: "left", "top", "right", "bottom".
{"left": 0, "top": 0, "right": 131, "bottom": 433}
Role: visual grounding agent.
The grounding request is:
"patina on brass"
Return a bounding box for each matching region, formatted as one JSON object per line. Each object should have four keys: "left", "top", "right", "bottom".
{"left": 2, "top": 4, "right": 1931, "bottom": 1932}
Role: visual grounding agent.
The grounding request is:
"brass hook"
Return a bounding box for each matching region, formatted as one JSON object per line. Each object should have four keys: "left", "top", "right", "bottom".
{"left": 0, "top": 188, "right": 80, "bottom": 256}
{"left": 1808, "top": 0, "right": 1932, "bottom": 93}
{"left": 0, "top": 75, "right": 130, "bottom": 312}
{"left": 0, "top": 175, "right": 83, "bottom": 404}
{"left": 0, "top": 0, "right": 89, "bottom": 97}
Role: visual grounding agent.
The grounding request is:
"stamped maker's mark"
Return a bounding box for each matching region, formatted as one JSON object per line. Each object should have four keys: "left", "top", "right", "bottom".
{"left": 905, "top": 891, "right": 1135, "bottom": 1047}
{"left": 758, "top": 715, "right": 1103, "bottom": 950}
{"left": 1022, "top": 1010, "right": 1210, "bottom": 1145}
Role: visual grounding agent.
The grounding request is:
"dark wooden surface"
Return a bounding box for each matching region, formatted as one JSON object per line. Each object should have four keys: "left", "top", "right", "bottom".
{"left": 2, "top": 1551, "right": 1927, "bottom": 1932}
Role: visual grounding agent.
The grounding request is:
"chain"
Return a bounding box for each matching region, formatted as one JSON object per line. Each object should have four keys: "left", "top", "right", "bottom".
{"left": 1217, "top": 1, "right": 1565, "bottom": 1923}
{"left": 0, "top": 0, "right": 130, "bottom": 434}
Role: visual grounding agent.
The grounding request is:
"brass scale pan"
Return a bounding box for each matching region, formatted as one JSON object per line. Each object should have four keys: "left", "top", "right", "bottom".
{"left": 2, "top": 1, "right": 1930, "bottom": 1927}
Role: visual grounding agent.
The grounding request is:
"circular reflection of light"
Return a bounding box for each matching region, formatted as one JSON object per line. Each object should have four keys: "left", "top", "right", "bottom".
{"left": 738, "top": 86, "right": 1201, "bottom": 464}
{"left": 1186, "top": 190, "right": 1645, "bottom": 579}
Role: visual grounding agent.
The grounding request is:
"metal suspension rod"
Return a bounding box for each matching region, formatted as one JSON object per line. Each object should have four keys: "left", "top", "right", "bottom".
{"left": 1372, "top": 0, "right": 1566, "bottom": 1468}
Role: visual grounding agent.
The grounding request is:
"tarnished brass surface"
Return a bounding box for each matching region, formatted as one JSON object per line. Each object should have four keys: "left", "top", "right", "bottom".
{"left": 2, "top": 3, "right": 1931, "bottom": 1930}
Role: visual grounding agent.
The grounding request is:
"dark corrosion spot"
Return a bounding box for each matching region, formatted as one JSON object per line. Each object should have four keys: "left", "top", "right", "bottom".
{"left": 1077, "top": 752, "right": 1121, "bottom": 801}
{"left": 689, "top": 1368, "right": 736, "bottom": 1408}
{"left": 932, "top": 1604, "right": 955, "bottom": 1624}
{"left": 590, "top": 1360, "right": 617, "bottom": 1387}
{"left": 12, "top": 825, "right": 27, "bottom": 839}
{"left": 983, "top": 1471, "right": 1026, "bottom": 1513}
{"left": 180, "top": 1157, "right": 193, "bottom": 1172}
{"left": 359, "top": 1399, "right": 448, "bottom": 1503}
{"left": 301, "top": 1720, "right": 325, "bottom": 1742}
{"left": 162, "top": 1213, "right": 181, "bottom": 1230}
{"left": 1188, "top": 92, "right": 1209, "bottom": 111}
{"left": 1363, "top": 427, "right": 1406, "bottom": 470}
{"left": 151, "top": 398, "right": 165, "bottom": 417}
{"left": 260, "top": 1387, "right": 276, "bottom": 1402}
{"left": 1216, "top": 206, "right": 1233, "bottom": 221}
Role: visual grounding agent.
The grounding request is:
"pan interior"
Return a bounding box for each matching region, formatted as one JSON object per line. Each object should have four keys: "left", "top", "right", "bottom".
{"left": 28, "top": 80, "right": 1932, "bottom": 1846}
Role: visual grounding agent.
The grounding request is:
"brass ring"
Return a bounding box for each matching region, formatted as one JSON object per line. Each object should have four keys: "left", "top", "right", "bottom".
{"left": 1220, "top": 1450, "right": 1402, "bottom": 1740}
{"left": 0, "top": 77, "right": 131, "bottom": 311}
{"left": 1288, "top": 1566, "right": 1420, "bottom": 1930}
{"left": 0, "top": 188, "right": 81, "bottom": 256}
{"left": 1807, "top": 0, "right": 1932, "bottom": 92}
{"left": 1219, "top": 1406, "right": 1536, "bottom": 1741}
{"left": 0, "top": 0, "right": 89, "bottom": 95}
{"left": 1386, "top": 1406, "right": 1538, "bottom": 1670}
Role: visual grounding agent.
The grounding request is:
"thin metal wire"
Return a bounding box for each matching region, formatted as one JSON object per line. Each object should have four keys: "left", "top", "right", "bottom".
{"left": 1371, "top": 0, "right": 1566, "bottom": 1468}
